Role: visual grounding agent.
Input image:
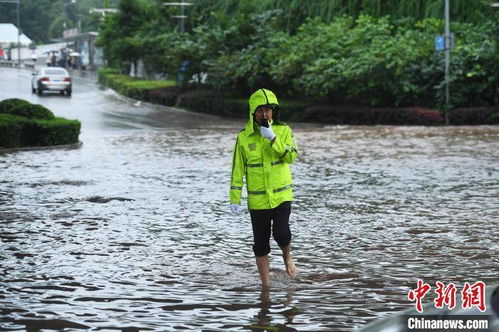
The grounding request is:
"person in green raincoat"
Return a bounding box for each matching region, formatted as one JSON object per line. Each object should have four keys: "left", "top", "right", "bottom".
{"left": 229, "top": 88, "right": 299, "bottom": 288}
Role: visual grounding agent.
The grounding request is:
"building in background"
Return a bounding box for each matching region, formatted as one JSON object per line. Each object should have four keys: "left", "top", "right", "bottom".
{"left": 0, "top": 23, "right": 32, "bottom": 49}
{"left": 55, "top": 30, "right": 102, "bottom": 69}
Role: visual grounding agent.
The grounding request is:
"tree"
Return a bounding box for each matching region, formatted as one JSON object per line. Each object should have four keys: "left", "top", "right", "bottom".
{"left": 97, "top": 0, "right": 149, "bottom": 73}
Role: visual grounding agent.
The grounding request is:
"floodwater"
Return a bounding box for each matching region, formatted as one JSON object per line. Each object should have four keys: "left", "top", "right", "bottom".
{"left": 1, "top": 68, "right": 499, "bottom": 331}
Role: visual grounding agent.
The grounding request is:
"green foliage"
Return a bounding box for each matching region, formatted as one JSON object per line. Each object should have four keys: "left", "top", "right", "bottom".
{"left": 204, "top": 9, "right": 286, "bottom": 94}
{"left": 177, "top": 90, "right": 257, "bottom": 118}
{"left": 98, "top": 69, "right": 175, "bottom": 101}
{"left": 176, "top": 89, "right": 312, "bottom": 121}
{"left": 0, "top": 98, "right": 55, "bottom": 120}
{"left": 95, "top": 0, "right": 497, "bottom": 111}
{"left": 435, "top": 22, "right": 498, "bottom": 109}
{"left": 301, "top": 105, "right": 445, "bottom": 125}
{"left": 24, "top": 117, "right": 81, "bottom": 147}
{"left": 0, "top": 98, "right": 32, "bottom": 112}
{"left": 0, "top": 114, "right": 26, "bottom": 149}
{"left": 449, "top": 107, "right": 499, "bottom": 125}
{"left": 0, "top": 0, "right": 495, "bottom": 45}
{"left": 0, "top": 100, "right": 80, "bottom": 149}
{"left": 188, "top": 0, "right": 497, "bottom": 31}
{"left": 97, "top": 0, "right": 150, "bottom": 71}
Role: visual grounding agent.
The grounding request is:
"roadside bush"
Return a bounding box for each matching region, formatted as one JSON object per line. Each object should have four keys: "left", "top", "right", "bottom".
{"left": 0, "top": 99, "right": 81, "bottom": 149}
{"left": 0, "top": 98, "right": 56, "bottom": 120}
{"left": 177, "top": 89, "right": 224, "bottom": 115}
{"left": 0, "top": 98, "right": 31, "bottom": 111}
{"left": 302, "top": 105, "right": 444, "bottom": 125}
{"left": 222, "top": 99, "right": 247, "bottom": 118}
{"left": 177, "top": 90, "right": 251, "bottom": 118}
{"left": 97, "top": 68, "right": 120, "bottom": 86}
{"left": 147, "top": 86, "right": 178, "bottom": 106}
{"left": 0, "top": 114, "right": 26, "bottom": 148}
{"left": 277, "top": 100, "right": 315, "bottom": 122}
{"left": 448, "top": 108, "right": 499, "bottom": 125}
{"left": 99, "top": 69, "right": 176, "bottom": 102}
{"left": 177, "top": 90, "right": 312, "bottom": 121}
{"left": 24, "top": 118, "right": 81, "bottom": 146}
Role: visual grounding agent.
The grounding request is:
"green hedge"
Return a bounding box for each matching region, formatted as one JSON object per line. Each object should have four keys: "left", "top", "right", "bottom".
{"left": 97, "top": 69, "right": 498, "bottom": 126}
{"left": 23, "top": 118, "right": 81, "bottom": 146}
{"left": 448, "top": 107, "right": 499, "bottom": 125}
{"left": 301, "top": 105, "right": 445, "bottom": 125}
{"left": 0, "top": 98, "right": 55, "bottom": 120}
{"left": 176, "top": 89, "right": 446, "bottom": 125}
{"left": 177, "top": 90, "right": 313, "bottom": 120}
{"left": 0, "top": 114, "right": 26, "bottom": 148}
{"left": 147, "top": 86, "right": 178, "bottom": 106}
{"left": 0, "top": 99, "right": 81, "bottom": 149}
{"left": 177, "top": 90, "right": 251, "bottom": 118}
{"left": 98, "top": 69, "right": 176, "bottom": 102}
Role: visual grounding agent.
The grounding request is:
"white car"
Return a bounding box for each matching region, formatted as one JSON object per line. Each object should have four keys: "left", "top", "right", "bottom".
{"left": 32, "top": 67, "right": 72, "bottom": 96}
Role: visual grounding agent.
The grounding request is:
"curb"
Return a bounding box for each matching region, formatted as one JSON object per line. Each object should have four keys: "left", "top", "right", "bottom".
{"left": 0, "top": 141, "right": 83, "bottom": 154}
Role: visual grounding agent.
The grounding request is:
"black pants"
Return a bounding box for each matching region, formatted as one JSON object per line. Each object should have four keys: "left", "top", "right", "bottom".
{"left": 249, "top": 201, "right": 292, "bottom": 257}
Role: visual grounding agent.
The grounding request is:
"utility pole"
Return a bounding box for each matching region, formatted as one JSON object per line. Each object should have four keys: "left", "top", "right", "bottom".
{"left": 444, "top": 0, "right": 450, "bottom": 125}
{"left": 180, "top": 0, "right": 185, "bottom": 33}
{"left": 16, "top": 0, "right": 20, "bottom": 67}
{"left": 492, "top": 3, "right": 499, "bottom": 107}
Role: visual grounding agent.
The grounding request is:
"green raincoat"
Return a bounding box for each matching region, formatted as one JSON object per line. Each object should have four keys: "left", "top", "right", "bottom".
{"left": 230, "top": 89, "right": 298, "bottom": 210}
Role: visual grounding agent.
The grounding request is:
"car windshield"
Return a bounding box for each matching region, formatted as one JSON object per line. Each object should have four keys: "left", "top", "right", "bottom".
{"left": 44, "top": 69, "right": 67, "bottom": 76}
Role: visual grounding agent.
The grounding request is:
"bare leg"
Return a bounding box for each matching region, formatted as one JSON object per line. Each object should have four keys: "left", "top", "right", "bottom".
{"left": 256, "top": 255, "right": 270, "bottom": 288}
{"left": 281, "top": 243, "right": 296, "bottom": 278}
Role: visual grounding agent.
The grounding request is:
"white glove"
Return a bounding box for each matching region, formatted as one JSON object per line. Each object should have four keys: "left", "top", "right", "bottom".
{"left": 260, "top": 124, "right": 276, "bottom": 141}
{"left": 230, "top": 204, "right": 241, "bottom": 215}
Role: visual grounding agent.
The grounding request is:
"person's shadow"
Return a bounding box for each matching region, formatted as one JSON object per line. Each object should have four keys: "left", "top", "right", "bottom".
{"left": 250, "top": 289, "right": 299, "bottom": 332}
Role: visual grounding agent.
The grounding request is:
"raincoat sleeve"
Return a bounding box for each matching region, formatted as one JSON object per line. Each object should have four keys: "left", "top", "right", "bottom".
{"left": 271, "top": 126, "right": 298, "bottom": 164}
{"left": 230, "top": 136, "right": 245, "bottom": 204}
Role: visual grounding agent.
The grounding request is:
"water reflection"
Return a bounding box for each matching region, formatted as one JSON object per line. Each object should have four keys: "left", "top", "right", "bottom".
{"left": 1, "top": 125, "right": 498, "bottom": 331}
{"left": 249, "top": 289, "right": 298, "bottom": 332}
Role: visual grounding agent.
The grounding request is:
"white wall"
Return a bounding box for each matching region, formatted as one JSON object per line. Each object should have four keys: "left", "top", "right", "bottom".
{"left": 9, "top": 42, "right": 68, "bottom": 60}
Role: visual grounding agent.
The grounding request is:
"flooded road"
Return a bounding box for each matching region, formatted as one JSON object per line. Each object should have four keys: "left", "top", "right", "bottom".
{"left": 1, "top": 67, "right": 499, "bottom": 331}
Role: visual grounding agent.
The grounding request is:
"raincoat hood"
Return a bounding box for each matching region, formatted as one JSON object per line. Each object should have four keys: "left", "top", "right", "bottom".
{"left": 245, "top": 88, "right": 280, "bottom": 136}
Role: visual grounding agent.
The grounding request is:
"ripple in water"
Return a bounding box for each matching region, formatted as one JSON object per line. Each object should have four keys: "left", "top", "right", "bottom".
{"left": 1, "top": 126, "right": 498, "bottom": 331}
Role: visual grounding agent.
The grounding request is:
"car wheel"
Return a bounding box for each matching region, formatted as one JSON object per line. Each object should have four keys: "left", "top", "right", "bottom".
{"left": 66, "top": 89, "right": 72, "bottom": 96}
{"left": 37, "top": 89, "right": 43, "bottom": 95}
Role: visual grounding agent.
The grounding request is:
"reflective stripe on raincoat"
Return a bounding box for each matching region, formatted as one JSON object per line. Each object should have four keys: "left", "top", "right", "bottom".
{"left": 230, "top": 88, "right": 298, "bottom": 210}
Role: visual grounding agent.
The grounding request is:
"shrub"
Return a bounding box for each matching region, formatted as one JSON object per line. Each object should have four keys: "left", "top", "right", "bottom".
{"left": 302, "top": 105, "right": 444, "bottom": 125}
{"left": 277, "top": 100, "right": 314, "bottom": 122}
{"left": 0, "top": 98, "right": 55, "bottom": 120}
{"left": 147, "top": 87, "right": 178, "bottom": 106}
{"left": 0, "top": 103, "right": 55, "bottom": 120}
{"left": 177, "top": 90, "right": 248, "bottom": 117}
{"left": 98, "top": 68, "right": 176, "bottom": 102}
{"left": 448, "top": 107, "right": 499, "bottom": 125}
{"left": 0, "top": 114, "right": 26, "bottom": 148}
{"left": 0, "top": 99, "right": 81, "bottom": 149}
{"left": 23, "top": 118, "right": 81, "bottom": 146}
{"left": 177, "top": 89, "right": 313, "bottom": 121}
{"left": 177, "top": 89, "right": 224, "bottom": 115}
{"left": 0, "top": 98, "right": 31, "bottom": 112}
{"left": 98, "top": 68, "right": 120, "bottom": 86}
{"left": 224, "top": 99, "right": 247, "bottom": 118}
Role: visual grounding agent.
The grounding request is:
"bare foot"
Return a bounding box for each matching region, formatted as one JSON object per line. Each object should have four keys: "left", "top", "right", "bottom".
{"left": 280, "top": 244, "right": 297, "bottom": 278}
{"left": 284, "top": 254, "right": 297, "bottom": 278}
